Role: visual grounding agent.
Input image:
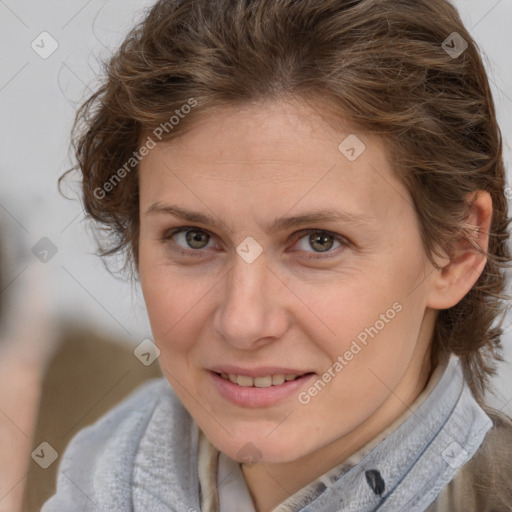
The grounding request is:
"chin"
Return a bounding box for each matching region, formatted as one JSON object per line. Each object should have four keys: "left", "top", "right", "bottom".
{"left": 213, "top": 430, "right": 312, "bottom": 465}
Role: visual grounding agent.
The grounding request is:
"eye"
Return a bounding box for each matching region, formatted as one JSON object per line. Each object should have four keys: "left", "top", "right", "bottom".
{"left": 161, "top": 227, "right": 347, "bottom": 260}
{"left": 292, "top": 229, "right": 345, "bottom": 259}
{"left": 162, "top": 227, "right": 214, "bottom": 256}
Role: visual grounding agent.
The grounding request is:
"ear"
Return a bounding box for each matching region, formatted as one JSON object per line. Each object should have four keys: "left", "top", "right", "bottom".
{"left": 426, "top": 190, "right": 492, "bottom": 310}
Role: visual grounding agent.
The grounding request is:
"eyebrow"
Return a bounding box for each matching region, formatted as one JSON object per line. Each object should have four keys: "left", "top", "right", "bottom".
{"left": 145, "top": 203, "right": 374, "bottom": 234}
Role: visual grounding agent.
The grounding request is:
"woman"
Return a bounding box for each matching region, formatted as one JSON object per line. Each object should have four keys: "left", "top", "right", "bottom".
{"left": 43, "top": 0, "right": 512, "bottom": 510}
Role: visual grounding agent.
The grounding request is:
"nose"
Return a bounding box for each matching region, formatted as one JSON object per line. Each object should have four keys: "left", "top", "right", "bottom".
{"left": 212, "top": 252, "right": 289, "bottom": 350}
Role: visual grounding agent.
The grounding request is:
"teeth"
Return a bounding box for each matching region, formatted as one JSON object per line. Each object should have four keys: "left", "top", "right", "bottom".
{"left": 237, "top": 375, "right": 254, "bottom": 387}
{"left": 272, "top": 374, "right": 286, "bottom": 385}
{"left": 254, "top": 376, "right": 272, "bottom": 388}
{"left": 220, "top": 373, "right": 301, "bottom": 386}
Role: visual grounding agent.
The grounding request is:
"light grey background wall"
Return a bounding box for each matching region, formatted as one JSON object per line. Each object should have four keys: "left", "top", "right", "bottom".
{"left": 0, "top": 0, "right": 511, "bottom": 412}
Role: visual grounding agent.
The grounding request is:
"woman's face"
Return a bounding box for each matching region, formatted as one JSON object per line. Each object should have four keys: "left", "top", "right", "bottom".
{"left": 138, "top": 98, "right": 438, "bottom": 465}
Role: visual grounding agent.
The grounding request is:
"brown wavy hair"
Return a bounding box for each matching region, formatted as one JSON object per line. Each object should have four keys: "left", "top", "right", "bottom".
{"left": 64, "top": 0, "right": 511, "bottom": 403}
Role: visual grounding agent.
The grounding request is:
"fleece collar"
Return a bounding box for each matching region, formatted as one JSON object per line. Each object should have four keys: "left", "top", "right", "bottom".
{"left": 44, "top": 353, "right": 493, "bottom": 512}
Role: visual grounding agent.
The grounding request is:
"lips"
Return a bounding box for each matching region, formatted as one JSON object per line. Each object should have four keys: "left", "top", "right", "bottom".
{"left": 209, "top": 369, "right": 315, "bottom": 407}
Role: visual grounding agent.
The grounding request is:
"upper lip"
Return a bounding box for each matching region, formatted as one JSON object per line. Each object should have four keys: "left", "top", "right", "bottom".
{"left": 209, "top": 365, "right": 312, "bottom": 378}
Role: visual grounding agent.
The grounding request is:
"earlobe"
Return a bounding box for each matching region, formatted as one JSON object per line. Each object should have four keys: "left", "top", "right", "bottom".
{"left": 426, "top": 190, "right": 492, "bottom": 310}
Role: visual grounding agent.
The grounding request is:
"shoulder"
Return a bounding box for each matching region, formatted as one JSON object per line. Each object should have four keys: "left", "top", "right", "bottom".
{"left": 64, "top": 377, "right": 173, "bottom": 453}
{"left": 468, "top": 406, "right": 512, "bottom": 479}
{"left": 429, "top": 406, "right": 512, "bottom": 512}
{"left": 42, "top": 378, "right": 178, "bottom": 511}
{"left": 462, "top": 407, "right": 512, "bottom": 509}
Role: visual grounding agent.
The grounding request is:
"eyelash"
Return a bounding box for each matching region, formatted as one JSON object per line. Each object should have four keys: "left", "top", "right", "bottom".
{"left": 160, "top": 226, "right": 348, "bottom": 260}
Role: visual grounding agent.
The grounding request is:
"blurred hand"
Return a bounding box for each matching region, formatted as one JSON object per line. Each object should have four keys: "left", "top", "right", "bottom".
{"left": 0, "top": 262, "right": 59, "bottom": 512}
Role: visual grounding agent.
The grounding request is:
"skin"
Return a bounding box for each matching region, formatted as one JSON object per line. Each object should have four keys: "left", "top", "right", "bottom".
{"left": 137, "top": 97, "right": 491, "bottom": 512}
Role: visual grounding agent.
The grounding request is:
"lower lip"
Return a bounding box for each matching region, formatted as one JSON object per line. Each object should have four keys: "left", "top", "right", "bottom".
{"left": 209, "top": 371, "right": 315, "bottom": 408}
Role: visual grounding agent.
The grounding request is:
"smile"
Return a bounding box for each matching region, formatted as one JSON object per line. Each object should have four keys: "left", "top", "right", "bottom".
{"left": 209, "top": 370, "right": 315, "bottom": 408}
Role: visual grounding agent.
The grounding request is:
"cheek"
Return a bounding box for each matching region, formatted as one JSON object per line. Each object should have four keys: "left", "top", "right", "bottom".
{"left": 312, "top": 279, "right": 394, "bottom": 342}
{"left": 324, "top": 298, "right": 424, "bottom": 404}
{"left": 141, "top": 276, "right": 186, "bottom": 337}
{"left": 138, "top": 249, "right": 184, "bottom": 342}
{"left": 313, "top": 270, "right": 423, "bottom": 377}
{"left": 139, "top": 258, "right": 214, "bottom": 362}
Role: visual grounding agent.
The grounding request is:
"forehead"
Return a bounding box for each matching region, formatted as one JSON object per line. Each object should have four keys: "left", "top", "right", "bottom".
{"left": 138, "top": 99, "right": 413, "bottom": 229}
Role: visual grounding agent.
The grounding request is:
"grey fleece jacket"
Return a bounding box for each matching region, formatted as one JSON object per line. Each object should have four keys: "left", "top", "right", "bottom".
{"left": 41, "top": 354, "right": 499, "bottom": 512}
